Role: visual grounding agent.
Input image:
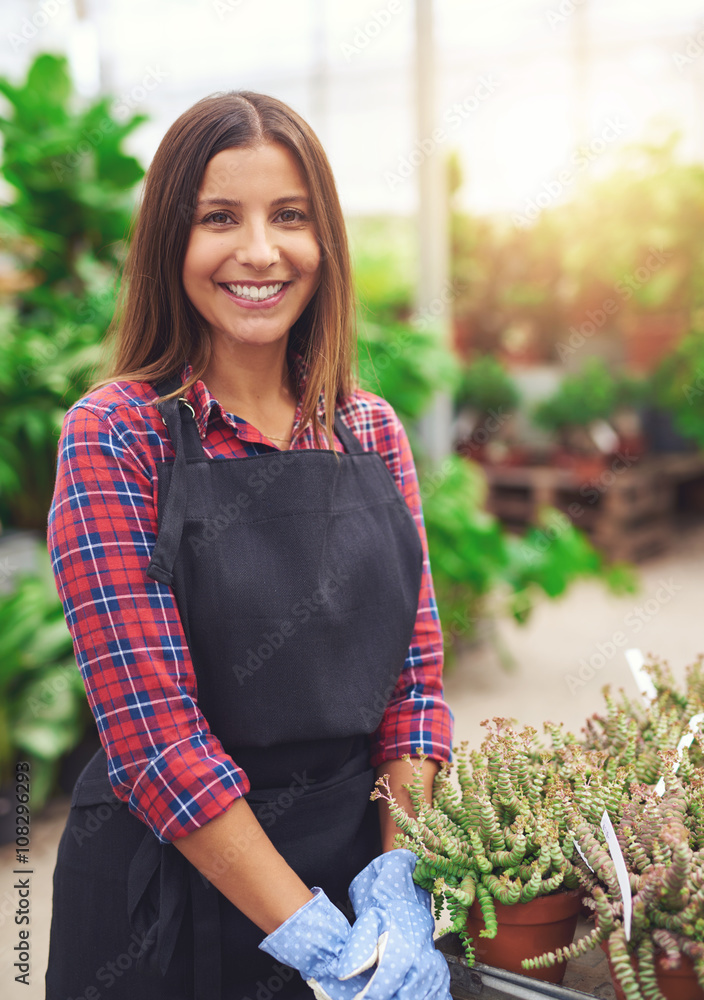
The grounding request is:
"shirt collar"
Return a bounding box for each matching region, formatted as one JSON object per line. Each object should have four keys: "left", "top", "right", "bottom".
{"left": 177, "top": 351, "right": 326, "bottom": 442}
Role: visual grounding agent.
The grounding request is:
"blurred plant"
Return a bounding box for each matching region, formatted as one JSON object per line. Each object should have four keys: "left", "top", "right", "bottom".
{"left": 651, "top": 331, "right": 704, "bottom": 448}
{"left": 455, "top": 354, "right": 521, "bottom": 417}
{"left": 533, "top": 358, "right": 618, "bottom": 441}
{"left": 0, "top": 545, "right": 92, "bottom": 809}
{"left": 0, "top": 53, "right": 145, "bottom": 529}
{"left": 357, "top": 316, "right": 460, "bottom": 440}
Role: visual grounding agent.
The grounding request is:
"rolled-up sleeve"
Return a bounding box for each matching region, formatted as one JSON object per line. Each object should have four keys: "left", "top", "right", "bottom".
{"left": 361, "top": 403, "right": 454, "bottom": 766}
{"left": 48, "top": 400, "right": 249, "bottom": 843}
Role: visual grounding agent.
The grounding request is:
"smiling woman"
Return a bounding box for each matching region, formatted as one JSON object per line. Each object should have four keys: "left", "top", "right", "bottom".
{"left": 44, "top": 91, "right": 453, "bottom": 1000}
{"left": 182, "top": 143, "right": 322, "bottom": 441}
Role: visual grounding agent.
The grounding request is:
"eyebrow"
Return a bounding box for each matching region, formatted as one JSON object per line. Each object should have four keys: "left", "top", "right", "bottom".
{"left": 197, "top": 195, "right": 310, "bottom": 208}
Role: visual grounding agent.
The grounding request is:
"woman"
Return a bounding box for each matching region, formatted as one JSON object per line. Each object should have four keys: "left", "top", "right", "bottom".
{"left": 46, "top": 91, "right": 453, "bottom": 999}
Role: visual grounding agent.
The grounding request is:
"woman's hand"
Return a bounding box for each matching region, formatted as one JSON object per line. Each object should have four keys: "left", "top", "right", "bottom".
{"left": 259, "top": 850, "right": 451, "bottom": 999}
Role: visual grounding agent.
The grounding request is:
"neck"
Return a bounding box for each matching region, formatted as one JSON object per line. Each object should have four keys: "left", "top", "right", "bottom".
{"left": 202, "top": 339, "right": 295, "bottom": 411}
{"left": 200, "top": 338, "right": 298, "bottom": 445}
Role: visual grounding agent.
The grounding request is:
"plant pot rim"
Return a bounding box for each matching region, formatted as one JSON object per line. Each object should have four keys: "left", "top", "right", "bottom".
{"left": 468, "top": 887, "right": 584, "bottom": 925}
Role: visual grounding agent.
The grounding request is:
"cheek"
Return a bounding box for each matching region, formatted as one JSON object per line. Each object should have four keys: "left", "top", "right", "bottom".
{"left": 298, "top": 239, "right": 322, "bottom": 280}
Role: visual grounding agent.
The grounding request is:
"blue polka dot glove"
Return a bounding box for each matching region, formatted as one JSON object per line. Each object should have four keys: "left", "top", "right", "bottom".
{"left": 258, "top": 850, "right": 450, "bottom": 999}
{"left": 335, "top": 848, "right": 451, "bottom": 999}
{"left": 258, "top": 887, "right": 373, "bottom": 999}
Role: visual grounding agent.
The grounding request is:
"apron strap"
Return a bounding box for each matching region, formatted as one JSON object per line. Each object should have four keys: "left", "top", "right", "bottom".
{"left": 146, "top": 375, "right": 205, "bottom": 587}
{"left": 333, "top": 414, "right": 365, "bottom": 455}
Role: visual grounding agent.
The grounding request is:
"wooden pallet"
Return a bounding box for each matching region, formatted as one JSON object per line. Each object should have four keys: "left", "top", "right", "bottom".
{"left": 480, "top": 455, "right": 703, "bottom": 563}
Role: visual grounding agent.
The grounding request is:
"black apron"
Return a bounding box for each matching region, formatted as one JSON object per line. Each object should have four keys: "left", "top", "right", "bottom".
{"left": 45, "top": 375, "right": 423, "bottom": 999}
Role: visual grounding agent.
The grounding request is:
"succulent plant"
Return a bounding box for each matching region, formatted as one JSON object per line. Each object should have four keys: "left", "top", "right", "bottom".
{"left": 371, "top": 720, "right": 585, "bottom": 964}
{"left": 583, "top": 659, "right": 704, "bottom": 784}
{"left": 523, "top": 754, "right": 704, "bottom": 1000}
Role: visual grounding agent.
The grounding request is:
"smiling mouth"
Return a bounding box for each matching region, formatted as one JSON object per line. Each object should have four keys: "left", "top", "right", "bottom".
{"left": 220, "top": 281, "right": 288, "bottom": 302}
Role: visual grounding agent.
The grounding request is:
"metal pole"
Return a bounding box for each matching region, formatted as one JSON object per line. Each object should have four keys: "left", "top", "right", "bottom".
{"left": 415, "top": 0, "right": 452, "bottom": 464}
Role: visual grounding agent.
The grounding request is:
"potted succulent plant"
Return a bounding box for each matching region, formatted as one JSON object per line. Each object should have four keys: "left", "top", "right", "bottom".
{"left": 521, "top": 662, "right": 704, "bottom": 998}
{"left": 582, "top": 658, "right": 704, "bottom": 785}
{"left": 372, "top": 720, "right": 586, "bottom": 983}
{"left": 523, "top": 763, "right": 704, "bottom": 1000}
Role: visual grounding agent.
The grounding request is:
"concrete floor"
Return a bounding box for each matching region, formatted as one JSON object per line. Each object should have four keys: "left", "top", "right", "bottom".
{"left": 3, "top": 523, "right": 703, "bottom": 999}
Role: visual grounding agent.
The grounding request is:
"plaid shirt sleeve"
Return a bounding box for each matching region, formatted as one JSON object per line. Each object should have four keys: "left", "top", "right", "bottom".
{"left": 340, "top": 391, "right": 454, "bottom": 767}
{"left": 47, "top": 395, "right": 249, "bottom": 844}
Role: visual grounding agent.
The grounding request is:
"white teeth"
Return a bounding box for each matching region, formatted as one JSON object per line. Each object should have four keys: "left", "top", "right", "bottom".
{"left": 224, "top": 282, "right": 284, "bottom": 301}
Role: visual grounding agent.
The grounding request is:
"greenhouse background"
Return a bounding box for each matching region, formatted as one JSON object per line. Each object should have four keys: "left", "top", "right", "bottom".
{"left": 2, "top": 0, "right": 704, "bottom": 996}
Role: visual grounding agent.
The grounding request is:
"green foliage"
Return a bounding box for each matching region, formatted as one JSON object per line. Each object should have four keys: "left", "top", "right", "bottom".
{"left": 0, "top": 53, "right": 144, "bottom": 295}
{"left": 651, "top": 331, "right": 704, "bottom": 448}
{"left": 357, "top": 318, "right": 460, "bottom": 428}
{"left": 533, "top": 358, "right": 618, "bottom": 434}
{"left": 456, "top": 354, "right": 521, "bottom": 415}
{"left": 0, "top": 546, "right": 92, "bottom": 808}
{"left": 0, "top": 53, "right": 145, "bottom": 529}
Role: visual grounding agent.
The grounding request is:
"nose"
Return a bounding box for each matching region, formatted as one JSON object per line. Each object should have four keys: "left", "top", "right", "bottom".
{"left": 232, "top": 220, "right": 280, "bottom": 271}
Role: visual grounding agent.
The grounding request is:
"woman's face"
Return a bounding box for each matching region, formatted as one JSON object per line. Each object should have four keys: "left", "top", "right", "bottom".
{"left": 182, "top": 142, "right": 321, "bottom": 355}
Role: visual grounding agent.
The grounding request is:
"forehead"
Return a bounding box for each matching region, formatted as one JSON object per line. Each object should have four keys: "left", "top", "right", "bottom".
{"left": 197, "top": 142, "right": 309, "bottom": 201}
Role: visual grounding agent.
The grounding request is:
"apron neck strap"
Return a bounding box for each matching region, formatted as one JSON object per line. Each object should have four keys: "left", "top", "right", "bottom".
{"left": 333, "top": 415, "right": 364, "bottom": 455}
{"left": 147, "top": 375, "right": 203, "bottom": 586}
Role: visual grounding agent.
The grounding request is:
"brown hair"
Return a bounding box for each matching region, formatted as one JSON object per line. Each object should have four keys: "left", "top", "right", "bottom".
{"left": 94, "top": 91, "right": 356, "bottom": 447}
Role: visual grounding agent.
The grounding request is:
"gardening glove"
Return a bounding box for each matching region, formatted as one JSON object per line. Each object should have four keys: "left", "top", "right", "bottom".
{"left": 258, "top": 887, "right": 374, "bottom": 999}
{"left": 334, "top": 848, "right": 451, "bottom": 1000}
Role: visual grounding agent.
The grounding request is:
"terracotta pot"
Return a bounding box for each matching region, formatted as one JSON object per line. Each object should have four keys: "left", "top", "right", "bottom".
{"left": 601, "top": 941, "right": 704, "bottom": 1000}
{"left": 465, "top": 888, "right": 583, "bottom": 984}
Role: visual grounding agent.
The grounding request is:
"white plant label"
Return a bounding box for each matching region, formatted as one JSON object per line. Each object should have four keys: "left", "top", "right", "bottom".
{"left": 624, "top": 648, "right": 657, "bottom": 703}
{"left": 573, "top": 840, "right": 595, "bottom": 872}
{"left": 655, "top": 713, "right": 704, "bottom": 796}
{"left": 601, "top": 810, "right": 632, "bottom": 940}
{"left": 688, "top": 712, "right": 704, "bottom": 734}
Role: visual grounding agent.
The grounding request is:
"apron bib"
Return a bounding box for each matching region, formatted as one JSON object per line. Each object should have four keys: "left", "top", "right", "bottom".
{"left": 46, "top": 374, "right": 423, "bottom": 999}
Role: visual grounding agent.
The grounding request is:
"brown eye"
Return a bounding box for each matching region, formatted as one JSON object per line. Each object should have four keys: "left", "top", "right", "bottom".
{"left": 204, "top": 211, "right": 231, "bottom": 224}
{"left": 277, "top": 208, "right": 305, "bottom": 223}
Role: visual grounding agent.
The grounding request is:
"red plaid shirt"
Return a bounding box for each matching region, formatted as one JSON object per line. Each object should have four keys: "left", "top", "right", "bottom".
{"left": 48, "top": 358, "right": 453, "bottom": 843}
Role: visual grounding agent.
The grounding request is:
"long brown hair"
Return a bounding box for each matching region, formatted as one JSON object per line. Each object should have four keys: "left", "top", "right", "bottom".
{"left": 95, "top": 91, "right": 356, "bottom": 447}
